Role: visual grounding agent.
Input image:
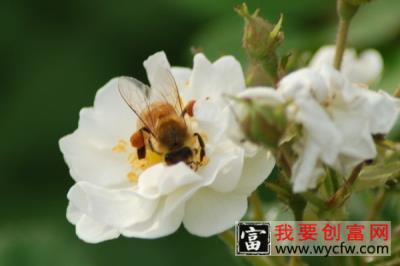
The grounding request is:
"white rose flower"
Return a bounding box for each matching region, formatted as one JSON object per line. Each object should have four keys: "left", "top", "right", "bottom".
{"left": 59, "top": 51, "right": 275, "bottom": 243}
{"left": 310, "top": 45, "right": 383, "bottom": 85}
{"left": 278, "top": 65, "right": 399, "bottom": 193}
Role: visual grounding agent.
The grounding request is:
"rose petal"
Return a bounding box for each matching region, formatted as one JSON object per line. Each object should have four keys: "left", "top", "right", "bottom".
{"left": 193, "top": 98, "right": 228, "bottom": 145}
{"left": 76, "top": 215, "right": 120, "bottom": 243}
{"left": 59, "top": 132, "right": 131, "bottom": 186}
{"left": 122, "top": 201, "right": 185, "bottom": 239}
{"left": 310, "top": 45, "right": 383, "bottom": 84}
{"left": 183, "top": 188, "right": 247, "bottom": 237}
{"left": 291, "top": 137, "right": 323, "bottom": 193}
{"left": 66, "top": 203, "right": 83, "bottom": 224}
{"left": 235, "top": 149, "right": 275, "bottom": 195}
{"left": 238, "top": 87, "right": 284, "bottom": 104}
{"left": 203, "top": 142, "right": 245, "bottom": 193}
{"left": 143, "top": 51, "right": 171, "bottom": 89}
{"left": 188, "top": 54, "right": 245, "bottom": 100}
{"left": 137, "top": 163, "right": 202, "bottom": 198}
{"left": 68, "top": 182, "right": 158, "bottom": 228}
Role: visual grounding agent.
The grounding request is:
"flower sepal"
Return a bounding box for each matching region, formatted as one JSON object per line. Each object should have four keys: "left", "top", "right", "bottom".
{"left": 232, "top": 96, "right": 287, "bottom": 150}
{"left": 337, "top": 0, "right": 359, "bottom": 21}
{"left": 345, "top": 0, "right": 373, "bottom": 6}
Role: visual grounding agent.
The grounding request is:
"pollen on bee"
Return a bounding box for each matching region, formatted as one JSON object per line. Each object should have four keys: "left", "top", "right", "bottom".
{"left": 112, "top": 140, "right": 128, "bottom": 153}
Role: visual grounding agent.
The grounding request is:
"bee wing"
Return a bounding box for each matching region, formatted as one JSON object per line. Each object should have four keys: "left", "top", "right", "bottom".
{"left": 118, "top": 76, "right": 156, "bottom": 136}
{"left": 147, "top": 67, "right": 184, "bottom": 115}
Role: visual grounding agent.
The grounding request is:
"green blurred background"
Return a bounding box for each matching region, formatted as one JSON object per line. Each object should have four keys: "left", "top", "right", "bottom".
{"left": 0, "top": 0, "right": 399, "bottom": 265}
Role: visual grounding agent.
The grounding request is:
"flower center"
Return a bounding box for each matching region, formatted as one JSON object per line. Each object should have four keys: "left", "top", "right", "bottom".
{"left": 112, "top": 131, "right": 209, "bottom": 183}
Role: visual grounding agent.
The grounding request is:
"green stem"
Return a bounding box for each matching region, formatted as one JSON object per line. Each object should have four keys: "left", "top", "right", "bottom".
{"left": 289, "top": 256, "right": 301, "bottom": 266}
{"left": 333, "top": 19, "right": 350, "bottom": 70}
{"left": 327, "top": 163, "right": 364, "bottom": 209}
{"left": 367, "top": 187, "right": 388, "bottom": 221}
{"left": 289, "top": 194, "right": 306, "bottom": 221}
{"left": 275, "top": 149, "right": 292, "bottom": 179}
{"left": 218, "top": 230, "right": 236, "bottom": 249}
{"left": 218, "top": 230, "right": 276, "bottom": 266}
{"left": 265, "top": 181, "right": 290, "bottom": 198}
{"left": 301, "top": 191, "right": 326, "bottom": 210}
{"left": 334, "top": 0, "right": 359, "bottom": 70}
{"left": 376, "top": 139, "right": 400, "bottom": 152}
{"left": 250, "top": 191, "right": 265, "bottom": 221}
{"left": 325, "top": 167, "right": 340, "bottom": 195}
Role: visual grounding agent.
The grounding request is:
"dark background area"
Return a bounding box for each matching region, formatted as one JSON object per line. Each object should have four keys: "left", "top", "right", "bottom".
{"left": 0, "top": 0, "right": 399, "bottom": 265}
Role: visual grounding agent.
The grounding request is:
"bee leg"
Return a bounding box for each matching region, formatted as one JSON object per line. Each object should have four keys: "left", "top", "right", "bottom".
{"left": 131, "top": 127, "right": 151, "bottom": 159}
{"left": 187, "top": 160, "right": 199, "bottom": 171}
{"left": 137, "top": 146, "right": 146, "bottom": 159}
{"left": 181, "top": 100, "right": 196, "bottom": 117}
{"left": 147, "top": 138, "right": 162, "bottom": 155}
{"left": 194, "top": 133, "right": 205, "bottom": 162}
{"left": 138, "top": 127, "right": 163, "bottom": 155}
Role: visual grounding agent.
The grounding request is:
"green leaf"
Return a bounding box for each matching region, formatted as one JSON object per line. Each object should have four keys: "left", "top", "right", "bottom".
{"left": 353, "top": 161, "right": 400, "bottom": 192}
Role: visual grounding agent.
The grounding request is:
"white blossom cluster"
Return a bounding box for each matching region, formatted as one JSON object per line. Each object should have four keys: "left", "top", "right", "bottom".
{"left": 60, "top": 46, "right": 399, "bottom": 242}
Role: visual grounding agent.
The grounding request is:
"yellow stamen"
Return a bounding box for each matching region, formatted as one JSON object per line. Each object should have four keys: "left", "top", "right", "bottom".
{"left": 112, "top": 140, "right": 128, "bottom": 153}
{"left": 127, "top": 171, "right": 139, "bottom": 182}
{"left": 129, "top": 149, "right": 163, "bottom": 170}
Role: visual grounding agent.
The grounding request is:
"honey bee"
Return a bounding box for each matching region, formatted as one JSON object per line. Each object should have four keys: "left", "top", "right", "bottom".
{"left": 118, "top": 67, "right": 205, "bottom": 170}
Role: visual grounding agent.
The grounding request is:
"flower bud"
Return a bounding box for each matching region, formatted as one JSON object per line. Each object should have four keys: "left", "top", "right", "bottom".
{"left": 236, "top": 98, "right": 286, "bottom": 149}
{"left": 394, "top": 87, "right": 400, "bottom": 98}
{"left": 345, "top": 0, "right": 372, "bottom": 6}
{"left": 235, "top": 3, "right": 284, "bottom": 80}
{"left": 337, "top": 0, "right": 360, "bottom": 21}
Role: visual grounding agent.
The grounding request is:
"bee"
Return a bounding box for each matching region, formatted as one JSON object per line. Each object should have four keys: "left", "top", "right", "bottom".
{"left": 118, "top": 67, "right": 205, "bottom": 170}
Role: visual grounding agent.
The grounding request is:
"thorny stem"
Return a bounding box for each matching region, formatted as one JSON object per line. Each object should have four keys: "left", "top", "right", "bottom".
{"left": 250, "top": 191, "right": 265, "bottom": 220}
{"left": 327, "top": 163, "right": 364, "bottom": 209}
